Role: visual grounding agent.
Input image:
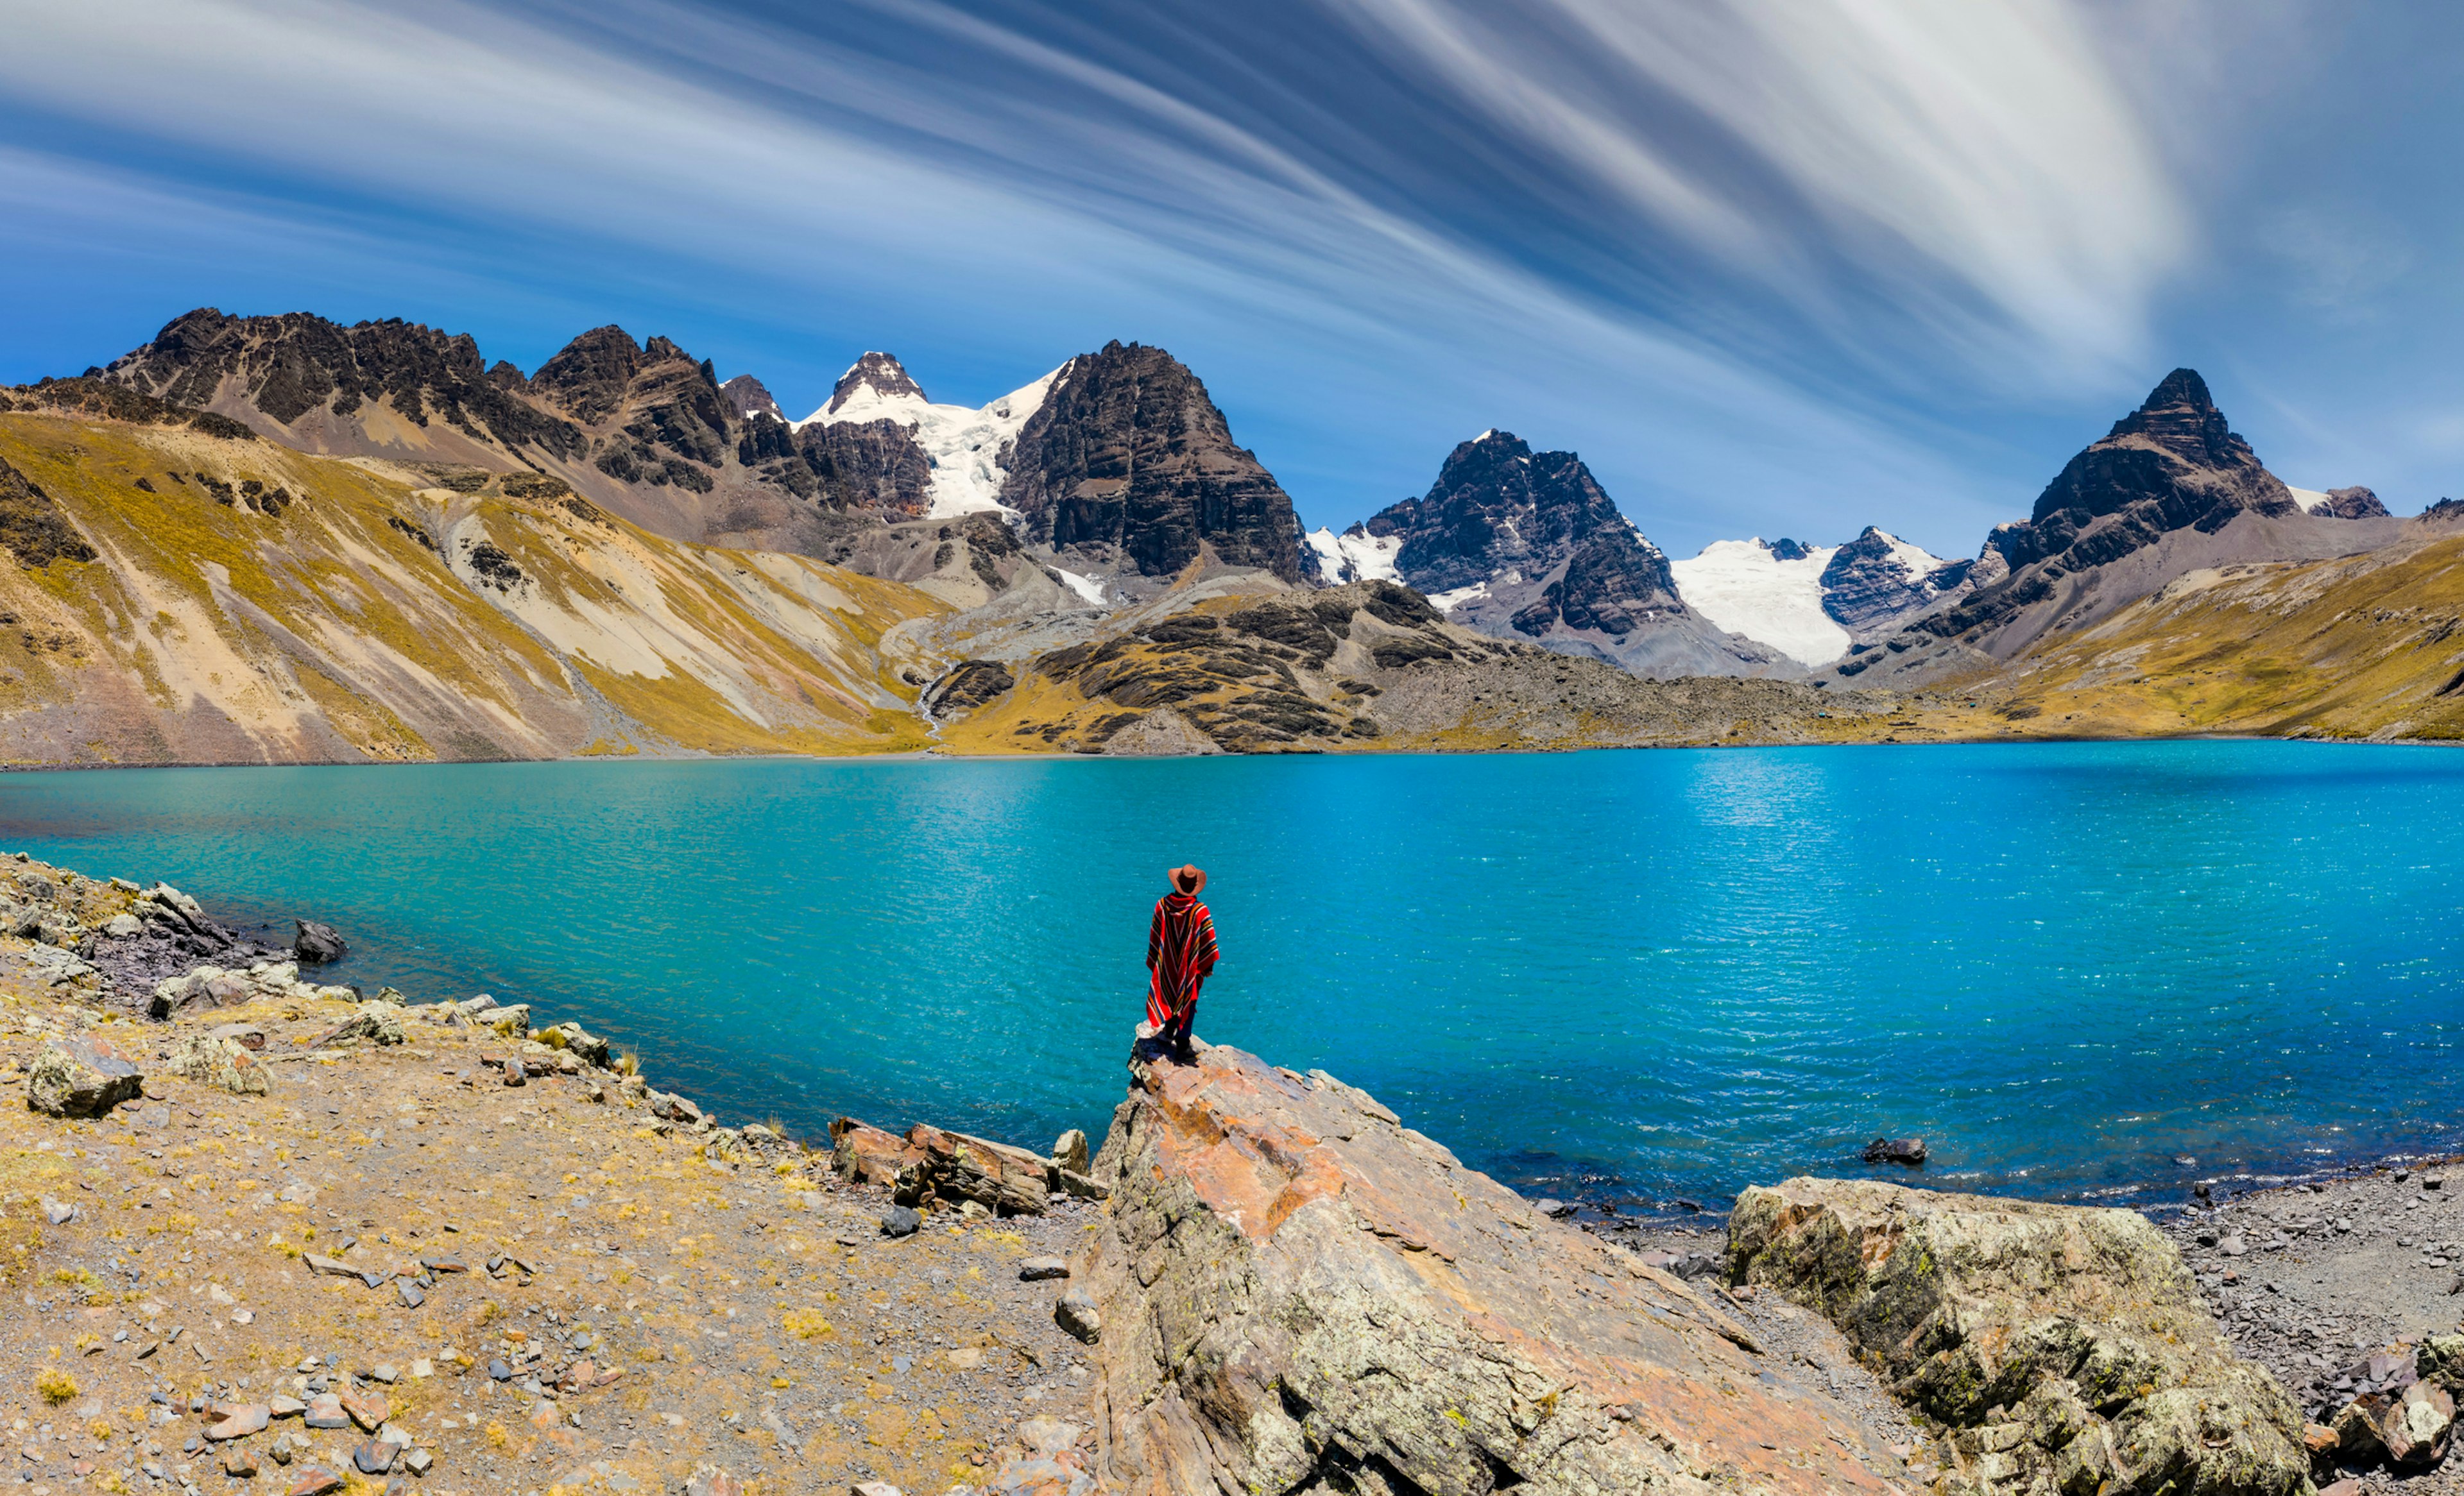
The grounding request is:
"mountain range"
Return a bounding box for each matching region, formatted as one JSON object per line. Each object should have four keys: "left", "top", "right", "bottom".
{"left": 2, "top": 305, "right": 2458, "bottom": 760}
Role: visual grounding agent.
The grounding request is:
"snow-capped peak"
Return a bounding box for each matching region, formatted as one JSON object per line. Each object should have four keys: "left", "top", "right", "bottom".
{"left": 798, "top": 358, "right": 1065, "bottom": 519}
{"left": 826, "top": 352, "right": 925, "bottom": 416}
{"left": 2285, "top": 485, "right": 2332, "bottom": 514}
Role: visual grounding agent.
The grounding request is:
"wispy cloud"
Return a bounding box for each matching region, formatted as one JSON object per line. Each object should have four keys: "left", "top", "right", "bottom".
{"left": 0, "top": 0, "right": 2218, "bottom": 550}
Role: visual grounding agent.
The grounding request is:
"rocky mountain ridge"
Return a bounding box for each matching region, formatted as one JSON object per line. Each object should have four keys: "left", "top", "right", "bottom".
{"left": 1829, "top": 368, "right": 2411, "bottom": 687}
{"left": 93, "top": 311, "right": 1312, "bottom": 604}
{"left": 1313, "top": 430, "right": 1785, "bottom": 677}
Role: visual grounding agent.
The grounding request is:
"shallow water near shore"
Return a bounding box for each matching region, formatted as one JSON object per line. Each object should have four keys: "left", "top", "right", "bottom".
{"left": 3, "top": 740, "right": 2461, "bottom": 1211}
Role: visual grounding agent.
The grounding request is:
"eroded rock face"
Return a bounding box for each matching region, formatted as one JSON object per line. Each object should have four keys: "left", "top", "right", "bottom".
{"left": 1002, "top": 343, "right": 1308, "bottom": 582}
{"left": 1819, "top": 525, "right": 1972, "bottom": 633}
{"left": 1364, "top": 430, "right": 1780, "bottom": 678}
{"left": 1727, "top": 1177, "right": 2309, "bottom": 1496}
{"left": 1917, "top": 370, "right": 2302, "bottom": 649}
{"left": 1075, "top": 1041, "right": 1910, "bottom": 1494}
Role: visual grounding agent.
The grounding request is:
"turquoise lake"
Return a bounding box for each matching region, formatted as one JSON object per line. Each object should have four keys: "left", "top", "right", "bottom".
{"left": 3, "top": 740, "right": 2458, "bottom": 1213}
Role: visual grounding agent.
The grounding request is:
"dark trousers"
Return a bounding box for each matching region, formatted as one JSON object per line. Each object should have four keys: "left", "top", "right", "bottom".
{"left": 1160, "top": 998, "right": 1198, "bottom": 1051}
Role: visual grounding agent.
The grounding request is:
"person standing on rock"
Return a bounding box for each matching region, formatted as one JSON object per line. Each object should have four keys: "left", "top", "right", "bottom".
{"left": 1146, "top": 865, "right": 1219, "bottom": 1063}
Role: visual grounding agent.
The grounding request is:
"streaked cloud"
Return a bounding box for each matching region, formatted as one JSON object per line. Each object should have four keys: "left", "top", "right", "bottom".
{"left": 5, "top": 0, "right": 2438, "bottom": 548}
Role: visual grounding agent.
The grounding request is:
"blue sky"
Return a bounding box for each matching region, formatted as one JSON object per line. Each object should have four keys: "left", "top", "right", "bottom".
{"left": 3, "top": 1, "right": 2461, "bottom": 557}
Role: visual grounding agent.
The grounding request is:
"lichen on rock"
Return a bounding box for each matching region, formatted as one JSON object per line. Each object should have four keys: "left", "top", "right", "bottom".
{"left": 1074, "top": 1040, "right": 1910, "bottom": 1494}
{"left": 1726, "top": 1176, "right": 2311, "bottom": 1495}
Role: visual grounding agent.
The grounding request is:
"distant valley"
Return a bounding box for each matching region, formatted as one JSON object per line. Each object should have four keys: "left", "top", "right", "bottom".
{"left": 1, "top": 307, "right": 2460, "bottom": 763}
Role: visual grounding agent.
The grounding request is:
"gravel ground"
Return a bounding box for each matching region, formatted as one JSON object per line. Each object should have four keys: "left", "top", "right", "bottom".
{"left": 0, "top": 964, "right": 1098, "bottom": 1496}
{"left": 2165, "top": 1164, "right": 2464, "bottom": 1493}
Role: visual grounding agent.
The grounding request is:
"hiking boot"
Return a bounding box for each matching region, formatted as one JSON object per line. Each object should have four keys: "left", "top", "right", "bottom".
{"left": 1171, "top": 1039, "right": 1197, "bottom": 1064}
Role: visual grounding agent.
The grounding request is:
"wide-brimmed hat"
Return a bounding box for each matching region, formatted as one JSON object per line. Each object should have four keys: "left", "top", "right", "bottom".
{"left": 1167, "top": 864, "right": 1207, "bottom": 896}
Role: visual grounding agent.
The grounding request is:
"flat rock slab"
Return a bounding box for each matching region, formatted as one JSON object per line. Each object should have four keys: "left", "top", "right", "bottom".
{"left": 1075, "top": 1041, "right": 1908, "bottom": 1493}
{"left": 1730, "top": 1176, "right": 2311, "bottom": 1495}
{"left": 206, "top": 1403, "right": 270, "bottom": 1440}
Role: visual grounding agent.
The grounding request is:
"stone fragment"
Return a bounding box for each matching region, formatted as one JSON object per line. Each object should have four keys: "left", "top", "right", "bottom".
{"left": 397, "top": 1280, "right": 425, "bottom": 1309}
{"left": 26, "top": 1035, "right": 143, "bottom": 1116}
{"left": 1017, "top": 1417, "right": 1082, "bottom": 1455}
{"left": 208, "top": 1403, "right": 271, "bottom": 1439}
{"left": 830, "top": 1119, "right": 921, "bottom": 1190}
{"left": 1053, "top": 1167, "right": 1109, "bottom": 1202}
{"left": 302, "top": 1393, "right": 348, "bottom": 1429}
{"left": 2333, "top": 1393, "right": 2390, "bottom": 1465}
{"left": 339, "top": 1390, "right": 389, "bottom": 1432}
{"left": 402, "top": 1449, "right": 432, "bottom": 1475}
{"left": 1051, "top": 1128, "right": 1090, "bottom": 1175}
{"left": 101, "top": 914, "right": 142, "bottom": 939}
{"left": 1054, "top": 1289, "right": 1100, "bottom": 1344}
{"left": 304, "top": 1254, "right": 357, "bottom": 1279}
{"left": 207, "top": 1023, "right": 268, "bottom": 1051}
{"left": 1859, "top": 1135, "right": 1927, "bottom": 1165}
{"left": 308, "top": 1002, "right": 406, "bottom": 1049}
{"left": 286, "top": 1468, "right": 344, "bottom": 1496}
{"left": 367, "top": 1363, "right": 397, "bottom": 1384}
{"left": 223, "top": 1444, "right": 260, "bottom": 1477}
{"left": 684, "top": 1467, "right": 742, "bottom": 1496}
{"left": 293, "top": 919, "right": 347, "bottom": 964}
{"left": 537, "top": 1022, "right": 611, "bottom": 1067}
{"left": 880, "top": 1205, "right": 921, "bottom": 1239}
{"left": 39, "top": 1195, "right": 74, "bottom": 1225}
{"left": 163, "top": 1035, "right": 271, "bottom": 1097}
{"left": 1018, "top": 1257, "right": 1070, "bottom": 1282}
{"left": 352, "top": 1439, "right": 397, "bottom": 1475}
{"left": 911, "top": 1122, "right": 1049, "bottom": 1216}
{"left": 1731, "top": 1177, "right": 2309, "bottom": 1496}
{"left": 148, "top": 967, "right": 252, "bottom": 1019}
{"left": 268, "top": 1397, "right": 304, "bottom": 1418}
{"left": 850, "top": 1484, "right": 902, "bottom": 1496}
{"left": 2384, "top": 1381, "right": 2454, "bottom": 1468}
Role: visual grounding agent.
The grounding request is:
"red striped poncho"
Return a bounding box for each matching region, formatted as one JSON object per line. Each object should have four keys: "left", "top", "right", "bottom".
{"left": 1145, "top": 892, "right": 1220, "bottom": 1028}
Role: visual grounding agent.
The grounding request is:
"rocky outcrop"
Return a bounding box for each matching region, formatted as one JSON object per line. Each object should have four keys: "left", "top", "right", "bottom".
{"left": 1363, "top": 430, "right": 1781, "bottom": 678}
{"left": 1072, "top": 1039, "right": 1912, "bottom": 1494}
{"left": 2320, "top": 485, "right": 2391, "bottom": 520}
{"left": 716, "top": 374, "right": 783, "bottom": 423}
{"left": 1819, "top": 525, "right": 1971, "bottom": 633}
{"left": 102, "top": 308, "right": 588, "bottom": 462}
{"left": 1727, "top": 1177, "right": 2309, "bottom": 1496}
{"left": 0, "top": 455, "right": 98, "bottom": 569}
{"left": 1001, "top": 343, "right": 1308, "bottom": 582}
{"left": 1915, "top": 371, "right": 2304, "bottom": 650}
{"left": 1830, "top": 370, "right": 2413, "bottom": 686}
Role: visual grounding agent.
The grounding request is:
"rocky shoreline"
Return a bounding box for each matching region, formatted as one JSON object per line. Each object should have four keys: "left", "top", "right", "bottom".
{"left": 8, "top": 849, "right": 2464, "bottom": 1493}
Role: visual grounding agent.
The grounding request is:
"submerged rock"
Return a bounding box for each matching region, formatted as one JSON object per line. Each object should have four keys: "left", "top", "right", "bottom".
{"left": 1073, "top": 1041, "right": 1908, "bottom": 1493}
{"left": 1727, "top": 1176, "right": 2310, "bottom": 1496}
{"left": 293, "top": 918, "right": 347, "bottom": 964}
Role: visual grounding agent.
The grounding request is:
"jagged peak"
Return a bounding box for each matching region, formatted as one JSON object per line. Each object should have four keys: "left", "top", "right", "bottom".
{"left": 2141, "top": 367, "right": 2214, "bottom": 413}
{"left": 828, "top": 352, "right": 925, "bottom": 414}
{"left": 720, "top": 373, "right": 783, "bottom": 423}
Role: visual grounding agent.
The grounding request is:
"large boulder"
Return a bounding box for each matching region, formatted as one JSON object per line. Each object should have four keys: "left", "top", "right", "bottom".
{"left": 1074, "top": 1041, "right": 1908, "bottom": 1494}
{"left": 1727, "top": 1177, "right": 2309, "bottom": 1495}
{"left": 148, "top": 965, "right": 253, "bottom": 1018}
{"left": 910, "top": 1123, "right": 1049, "bottom": 1216}
{"left": 163, "top": 1035, "right": 271, "bottom": 1097}
{"left": 26, "top": 1035, "right": 144, "bottom": 1116}
{"left": 293, "top": 919, "right": 347, "bottom": 964}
